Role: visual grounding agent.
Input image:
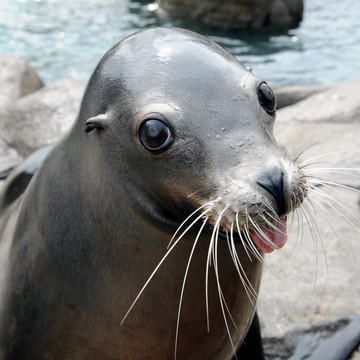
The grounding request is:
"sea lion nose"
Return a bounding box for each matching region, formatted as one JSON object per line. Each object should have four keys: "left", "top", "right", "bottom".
{"left": 256, "top": 167, "right": 286, "bottom": 216}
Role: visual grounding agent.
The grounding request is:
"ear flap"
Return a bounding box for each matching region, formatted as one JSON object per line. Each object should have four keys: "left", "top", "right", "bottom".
{"left": 85, "top": 114, "right": 109, "bottom": 133}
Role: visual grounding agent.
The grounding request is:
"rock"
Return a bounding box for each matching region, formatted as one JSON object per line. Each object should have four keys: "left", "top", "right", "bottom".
{"left": 0, "top": 54, "right": 43, "bottom": 107}
{"left": 263, "top": 315, "right": 360, "bottom": 360}
{"left": 275, "top": 81, "right": 360, "bottom": 124}
{"left": 0, "top": 79, "right": 86, "bottom": 157}
{"left": 351, "top": 347, "right": 360, "bottom": 360}
{"left": 274, "top": 85, "right": 328, "bottom": 109}
{"left": 0, "top": 137, "right": 22, "bottom": 173}
{"left": 0, "top": 54, "right": 44, "bottom": 170}
{"left": 0, "top": 135, "right": 22, "bottom": 170}
{"left": 157, "top": 0, "right": 303, "bottom": 30}
{"left": 259, "top": 81, "right": 360, "bottom": 338}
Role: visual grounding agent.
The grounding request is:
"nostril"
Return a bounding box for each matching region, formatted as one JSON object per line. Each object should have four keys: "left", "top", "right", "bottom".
{"left": 256, "top": 167, "right": 286, "bottom": 216}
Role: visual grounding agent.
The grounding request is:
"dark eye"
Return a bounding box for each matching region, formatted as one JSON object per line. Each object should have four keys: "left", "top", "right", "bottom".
{"left": 139, "top": 119, "right": 174, "bottom": 153}
{"left": 257, "top": 81, "right": 276, "bottom": 115}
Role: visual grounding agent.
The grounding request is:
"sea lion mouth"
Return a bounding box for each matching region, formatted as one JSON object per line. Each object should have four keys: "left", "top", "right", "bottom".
{"left": 156, "top": 193, "right": 291, "bottom": 255}
{"left": 205, "top": 216, "right": 288, "bottom": 254}
{"left": 249, "top": 216, "right": 288, "bottom": 253}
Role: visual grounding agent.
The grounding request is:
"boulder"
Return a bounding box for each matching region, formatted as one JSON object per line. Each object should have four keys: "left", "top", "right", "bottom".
{"left": 352, "top": 348, "right": 360, "bottom": 360}
{"left": 157, "top": 0, "right": 304, "bottom": 30}
{"left": 0, "top": 79, "right": 86, "bottom": 157}
{"left": 0, "top": 137, "right": 22, "bottom": 172}
{"left": 275, "top": 81, "right": 360, "bottom": 124}
{"left": 274, "top": 84, "right": 328, "bottom": 109}
{"left": 0, "top": 54, "right": 43, "bottom": 107}
{"left": 259, "top": 81, "right": 360, "bottom": 338}
{"left": 263, "top": 315, "right": 360, "bottom": 360}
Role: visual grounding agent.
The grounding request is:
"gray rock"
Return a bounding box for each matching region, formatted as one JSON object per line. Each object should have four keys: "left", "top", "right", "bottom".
{"left": 0, "top": 54, "right": 43, "bottom": 107}
{"left": 1, "top": 79, "right": 86, "bottom": 157}
{"left": 0, "top": 137, "right": 22, "bottom": 171}
{"left": 157, "top": 0, "right": 303, "bottom": 30}
{"left": 274, "top": 85, "right": 328, "bottom": 109}
{"left": 275, "top": 81, "right": 360, "bottom": 124}
{"left": 263, "top": 315, "right": 360, "bottom": 360}
{"left": 351, "top": 347, "right": 360, "bottom": 360}
{"left": 259, "top": 81, "right": 360, "bottom": 338}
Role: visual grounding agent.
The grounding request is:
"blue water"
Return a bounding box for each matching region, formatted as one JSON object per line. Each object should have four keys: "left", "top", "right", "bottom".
{"left": 0, "top": 0, "right": 359, "bottom": 85}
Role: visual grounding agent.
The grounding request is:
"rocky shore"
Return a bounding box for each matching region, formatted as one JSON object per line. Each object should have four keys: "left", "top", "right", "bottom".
{"left": 158, "top": 0, "right": 304, "bottom": 31}
{"left": 0, "top": 54, "right": 359, "bottom": 359}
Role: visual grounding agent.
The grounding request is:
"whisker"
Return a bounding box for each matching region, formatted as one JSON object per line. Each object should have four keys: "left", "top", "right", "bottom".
{"left": 291, "top": 142, "right": 320, "bottom": 164}
{"left": 244, "top": 230, "right": 264, "bottom": 263}
{"left": 307, "top": 178, "right": 360, "bottom": 195}
{"left": 244, "top": 209, "right": 264, "bottom": 263}
{"left": 299, "top": 160, "right": 334, "bottom": 170}
{"left": 174, "top": 218, "right": 208, "bottom": 360}
{"left": 307, "top": 185, "right": 360, "bottom": 227}
{"left": 243, "top": 207, "right": 266, "bottom": 262}
{"left": 205, "top": 207, "right": 228, "bottom": 332}
{"left": 260, "top": 211, "right": 286, "bottom": 236}
{"left": 306, "top": 170, "right": 360, "bottom": 181}
{"left": 242, "top": 218, "right": 264, "bottom": 262}
{"left": 121, "top": 208, "right": 211, "bottom": 325}
{"left": 306, "top": 167, "right": 360, "bottom": 171}
{"left": 308, "top": 195, "right": 357, "bottom": 263}
{"left": 235, "top": 212, "right": 252, "bottom": 261}
{"left": 299, "top": 206, "right": 319, "bottom": 290}
{"left": 213, "top": 218, "right": 238, "bottom": 359}
{"left": 289, "top": 206, "right": 303, "bottom": 257}
{"left": 167, "top": 199, "right": 219, "bottom": 249}
{"left": 228, "top": 226, "right": 258, "bottom": 304}
{"left": 215, "top": 233, "right": 241, "bottom": 334}
{"left": 298, "top": 150, "right": 360, "bottom": 167}
{"left": 307, "top": 197, "right": 342, "bottom": 242}
{"left": 263, "top": 205, "right": 281, "bottom": 225}
{"left": 228, "top": 230, "right": 256, "bottom": 300}
{"left": 303, "top": 200, "right": 329, "bottom": 276}
{"left": 248, "top": 216, "right": 277, "bottom": 249}
{"left": 298, "top": 206, "right": 305, "bottom": 253}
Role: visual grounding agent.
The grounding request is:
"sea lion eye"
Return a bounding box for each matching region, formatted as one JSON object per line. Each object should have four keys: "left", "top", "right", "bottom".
{"left": 257, "top": 81, "right": 276, "bottom": 115}
{"left": 139, "top": 119, "right": 174, "bottom": 153}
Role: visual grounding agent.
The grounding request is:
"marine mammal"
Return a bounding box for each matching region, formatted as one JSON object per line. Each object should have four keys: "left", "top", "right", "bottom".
{"left": 0, "top": 27, "right": 306, "bottom": 359}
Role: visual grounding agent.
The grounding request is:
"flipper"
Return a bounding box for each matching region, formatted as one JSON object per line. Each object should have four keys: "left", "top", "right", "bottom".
{"left": 0, "top": 144, "right": 54, "bottom": 210}
{"left": 233, "top": 312, "right": 265, "bottom": 360}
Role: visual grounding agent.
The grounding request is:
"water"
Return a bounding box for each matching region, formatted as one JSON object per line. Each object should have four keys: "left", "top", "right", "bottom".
{"left": 0, "top": 0, "right": 359, "bottom": 85}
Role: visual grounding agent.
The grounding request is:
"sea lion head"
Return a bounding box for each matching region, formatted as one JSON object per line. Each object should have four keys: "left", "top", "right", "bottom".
{"left": 75, "top": 27, "right": 306, "bottom": 253}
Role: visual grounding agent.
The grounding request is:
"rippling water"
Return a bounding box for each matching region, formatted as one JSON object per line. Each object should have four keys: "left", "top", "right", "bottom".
{"left": 0, "top": 0, "right": 359, "bottom": 85}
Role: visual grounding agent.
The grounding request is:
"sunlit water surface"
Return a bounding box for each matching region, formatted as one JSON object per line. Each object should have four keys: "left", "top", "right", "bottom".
{"left": 0, "top": 0, "right": 359, "bottom": 85}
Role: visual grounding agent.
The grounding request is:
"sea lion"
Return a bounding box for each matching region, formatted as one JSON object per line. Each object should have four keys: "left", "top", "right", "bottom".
{"left": 0, "top": 27, "right": 306, "bottom": 359}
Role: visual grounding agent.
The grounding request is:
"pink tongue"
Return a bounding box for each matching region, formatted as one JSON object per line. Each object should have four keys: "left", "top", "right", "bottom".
{"left": 250, "top": 217, "right": 288, "bottom": 254}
